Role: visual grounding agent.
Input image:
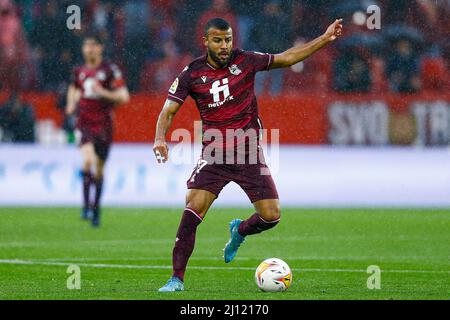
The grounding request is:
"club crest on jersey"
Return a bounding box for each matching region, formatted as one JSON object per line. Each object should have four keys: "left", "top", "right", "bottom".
{"left": 169, "top": 78, "right": 179, "bottom": 94}
{"left": 229, "top": 64, "right": 242, "bottom": 75}
{"left": 201, "top": 76, "right": 207, "bottom": 83}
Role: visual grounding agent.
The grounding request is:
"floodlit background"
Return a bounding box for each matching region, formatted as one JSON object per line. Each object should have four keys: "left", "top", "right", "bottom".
{"left": 0, "top": 0, "right": 449, "bottom": 206}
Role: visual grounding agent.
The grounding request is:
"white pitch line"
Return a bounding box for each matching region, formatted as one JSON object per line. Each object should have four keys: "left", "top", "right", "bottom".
{"left": 0, "top": 239, "right": 178, "bottom": 248}
{"left": 0, "top": 259, "right": 448, "bottom": 274}
{"left": 1, "top": 235, "right": 448, "bottom": 248}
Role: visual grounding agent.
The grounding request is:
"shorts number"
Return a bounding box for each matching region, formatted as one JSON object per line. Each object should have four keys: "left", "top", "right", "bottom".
{"left": 189, "top": 159, "right": 207, "bottom": 183}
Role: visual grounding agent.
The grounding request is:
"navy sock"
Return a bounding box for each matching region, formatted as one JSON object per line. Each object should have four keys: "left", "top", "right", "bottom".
{"left": 93, "top": 176, "right": 104, "bottom": 211}
{"left": 82, "top": 171, "right": 92, "bottom": 210}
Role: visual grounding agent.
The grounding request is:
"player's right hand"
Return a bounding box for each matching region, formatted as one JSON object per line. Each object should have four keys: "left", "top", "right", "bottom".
{"left": 323, "top": 18, "right": 343, "bottom": 42}
{"left": 65, "top": 104, "right": 76, "bottom": 115}
{"left": 153, "top": 141, "right": 169, "bottom": 163}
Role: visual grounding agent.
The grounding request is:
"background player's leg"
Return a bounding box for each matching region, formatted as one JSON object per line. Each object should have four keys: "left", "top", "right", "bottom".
{"left": 238, "top": 199, "right": 281, "bottom": 236}
{"left": 80, "top": 143, "right": 96, "bottom": 218}
{"left": 91, "top": 153, "right": 105, "bottom": 227}
{"left": 80, "top": 143, "right": 97, "bottom": 172}
{"left": 93, "top": 157, "right": 105, "bottom": 210}
{"left": 171, "top": 189, "right": 216, "bottom": 282}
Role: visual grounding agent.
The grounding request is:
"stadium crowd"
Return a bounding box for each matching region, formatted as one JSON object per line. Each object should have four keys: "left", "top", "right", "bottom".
{"left": 0, "top": 0, "right": 449, "bottom": 95}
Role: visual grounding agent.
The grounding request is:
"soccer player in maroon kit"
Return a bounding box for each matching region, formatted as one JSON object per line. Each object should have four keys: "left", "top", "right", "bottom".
{"left": 154, "top": 18, "right": 343, "bottom": 291}
{"left": 66, "top": 34, "right": 130, "bottom": 227}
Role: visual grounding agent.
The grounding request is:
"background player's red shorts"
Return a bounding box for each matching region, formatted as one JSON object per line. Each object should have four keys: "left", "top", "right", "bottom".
{"left": 186, "top": 159, "right": 279, "bottom": 203}
{"left": 79, "top": 125, "right": 113, "bottom": 161}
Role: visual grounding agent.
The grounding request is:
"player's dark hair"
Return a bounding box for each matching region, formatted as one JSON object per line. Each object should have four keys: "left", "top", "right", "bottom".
{"left": 82, "top": 32, "right": 104, "bottom": 45}
{"left": 204, "top": 18, "right": 231, "bottom": 36}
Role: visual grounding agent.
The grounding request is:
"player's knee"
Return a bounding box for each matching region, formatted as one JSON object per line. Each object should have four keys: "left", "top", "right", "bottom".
{"left": 95, "top": 164, "right": 105, "bottom": 179}
{"left": 185, "top": 189, "right": 215, "bottom": 219}
{"left": 185, "top": 200, "right": 207, "bottom": 219}
{"left": 93, "top": 171, "right": 103, "bottom": 181}
{"left": 83, "top": 160, "right": 93, "bottom": 171}
{"left": 260, "top": 204, "right": 281, "bottom": 222}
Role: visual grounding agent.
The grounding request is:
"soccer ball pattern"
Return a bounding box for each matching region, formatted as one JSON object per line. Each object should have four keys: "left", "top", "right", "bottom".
{"left": 255, "top": 258, "right": 292, "bottom": 292}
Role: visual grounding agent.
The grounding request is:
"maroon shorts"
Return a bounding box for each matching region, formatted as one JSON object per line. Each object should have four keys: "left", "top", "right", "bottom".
{"left": 79, "top": 126, "right": 112, "bottom": 161}
{"left": 186, "top": 159, "right": 279, "bottom": 203}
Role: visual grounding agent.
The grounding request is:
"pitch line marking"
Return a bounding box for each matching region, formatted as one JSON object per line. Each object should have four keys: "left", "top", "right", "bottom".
{"left": 1, "top": 234, "right": 449, "bottom": 247}
{"left": 0, "top": 259, "right": 448, "bottom": 274}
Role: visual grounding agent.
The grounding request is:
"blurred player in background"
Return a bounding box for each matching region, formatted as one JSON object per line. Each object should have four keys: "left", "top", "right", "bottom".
{"left": 66, "top": 34, "right": 129, "bottom": 227}
{"left": 153, "top": 18, "right": 343, "bottom": 291}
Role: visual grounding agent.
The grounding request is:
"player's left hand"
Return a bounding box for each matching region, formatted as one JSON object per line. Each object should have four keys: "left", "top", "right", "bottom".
{"left": 65, "top": 104, "right": 76, "bottom": 115}
{"left": 323, "top": 19, "right": 343, "bottom": 42}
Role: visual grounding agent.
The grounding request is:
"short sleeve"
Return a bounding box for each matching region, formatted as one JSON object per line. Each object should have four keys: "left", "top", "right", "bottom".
{"left": 247, "top": 51, "right": 275, "bottom": 72}
{"left": 110, "top": 64, "right": 125, "bottom": 89}
{"left": 167, "top": 66, "right": 191, "bottom": 104}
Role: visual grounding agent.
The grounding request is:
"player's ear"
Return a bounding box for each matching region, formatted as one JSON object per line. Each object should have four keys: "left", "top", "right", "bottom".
{"left": 203, "top": 33, "right": 209, "bottom": 47}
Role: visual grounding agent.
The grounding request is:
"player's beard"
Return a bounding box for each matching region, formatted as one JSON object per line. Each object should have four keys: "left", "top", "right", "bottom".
{"left": 84, "top": 54, "right": 102, "bottom": 66}
{"left": 208, "top": 48, "right": 230, "bottom": 68}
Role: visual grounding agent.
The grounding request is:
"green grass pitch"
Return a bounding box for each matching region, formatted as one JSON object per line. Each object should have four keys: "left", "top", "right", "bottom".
{"left": 0, "top": 208, "right": 448, "bottom": 300}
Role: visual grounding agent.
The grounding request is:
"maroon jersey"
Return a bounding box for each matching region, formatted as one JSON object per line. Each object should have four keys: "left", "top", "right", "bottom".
{"left": 71, "top": 61, "right": 125, "bottom": 133}
{"left": 167, "top": 49, "right": 274, "bottom": 152}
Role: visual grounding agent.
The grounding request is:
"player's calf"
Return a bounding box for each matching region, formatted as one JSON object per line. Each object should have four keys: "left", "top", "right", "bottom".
{"left": 172, "top": 207, "right": 203, "bottom": 281}
{"left": 91, "top": 176, "right": 104, "bottom": 227}
{"left": 224, "top": 207, "right": 281, "bottom": 263}
{"left": 238, "top": 212, "right": 280, "bottom": 236}
{"left": 223, "top": 214, "right": 281, "bottom": 263}
{"left": 238, "top": 200, "right": 281, "bottom": 236}
{"left": 223, "top": 214, "right": 282, "bottom": 264}
{"left": 158, "top": 207, "right": 204, "bottom": 291}
{"left": 81, "top": 170, "right": 93, "bottom": 220}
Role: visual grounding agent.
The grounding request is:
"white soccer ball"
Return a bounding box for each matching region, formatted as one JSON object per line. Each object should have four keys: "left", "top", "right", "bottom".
{"left": 255, "top": 258, "right": 292, "bottom": 292}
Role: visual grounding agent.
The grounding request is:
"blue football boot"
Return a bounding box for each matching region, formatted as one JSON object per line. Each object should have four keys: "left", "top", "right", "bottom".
{"left": 223, "top": 219, "right": 246, "bottom": 263}
{"left": 158, "top": 276, "right": 184, "bottom": 292}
